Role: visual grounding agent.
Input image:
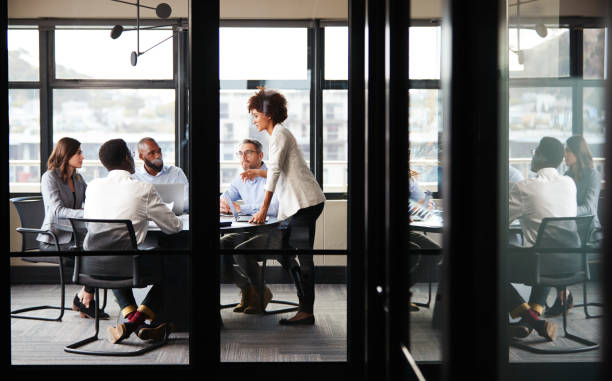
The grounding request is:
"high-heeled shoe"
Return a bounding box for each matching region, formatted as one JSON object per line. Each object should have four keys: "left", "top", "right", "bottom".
{"left": 72, "top": 294, "right": 110, "bottom": 320}
{"left": 544, "top": 291, "right": 573, "bottom": 317}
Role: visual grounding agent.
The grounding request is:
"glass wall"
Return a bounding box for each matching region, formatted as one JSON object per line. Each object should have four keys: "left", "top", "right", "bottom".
{"left": 218, "top": 20, "right": 348, "bottom": 363}
{"left": 506, "top": 2, "right": 605, "bottom": 364}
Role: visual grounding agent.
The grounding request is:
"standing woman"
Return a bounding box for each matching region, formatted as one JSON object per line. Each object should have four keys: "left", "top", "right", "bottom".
{"left": 38, "top": 137, "right": 109, "bottom": 319}
{"left": 243, "top": 88, "right": 326, "bottom": 325}
{"left": 545, "top": 135, "right": 601, "bottom": 317}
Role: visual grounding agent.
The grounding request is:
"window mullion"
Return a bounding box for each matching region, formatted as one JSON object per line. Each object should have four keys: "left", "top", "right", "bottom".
{"left": 39, "top": 26, "right": 53, "bottom": 174}
{"left": 571, "top": 27, "right": 584, "bottom": 135}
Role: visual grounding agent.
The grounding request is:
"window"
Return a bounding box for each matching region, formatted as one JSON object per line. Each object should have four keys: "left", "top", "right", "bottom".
{"left": 583, "top": 28, "right": 607, "bottom": 80}
{"left": 8, "top": 29, "right": 39, "bottom": 82}
{"left": 323, "top": 26, "right": 349, "bottom": 193}
{"left": 509, "top": 27, "right": 570, "bottom": 78}
{"left": 507, "top": 21, "right": 605, "bottom": 365}
{"left": 7, "top": 24, "right": 180, "bottom": 194}
{"left": 9, "top": 89, "right": 41, "bottom": 192}
{"left": 219, "top": 27, "right": 310, "bottom": 192}
{"left": 55, "top": 28, "right": 173, "bottom": 80}
{"left": 53, "top": 89, "right": 175, "bottom": 182}
{"left": 409, "top": 25, "right": 442, "bottom": 193}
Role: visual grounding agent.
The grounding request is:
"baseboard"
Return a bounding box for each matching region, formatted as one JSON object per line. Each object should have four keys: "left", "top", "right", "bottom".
{"left": 11, "top": 265, "right": 348, "bottom": 285}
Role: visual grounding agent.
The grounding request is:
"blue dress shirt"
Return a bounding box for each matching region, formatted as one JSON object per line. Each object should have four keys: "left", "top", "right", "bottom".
{"left": 222, "top": 162, "right": 279, "bottom": 217}
{"left": 132, "top": 165, "right": 189, "bottom": 212}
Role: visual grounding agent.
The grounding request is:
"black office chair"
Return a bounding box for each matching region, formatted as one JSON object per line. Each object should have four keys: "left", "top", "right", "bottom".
{"left": 572, "top": 195, "right": 604, "bottom": 319}
{"left": 10, "top": 196, "right": 74, "bottom": 321}
{"left": 510, "top": 215, "right": 599, "bottom": 354}
{"left": 64, "top": 218, "right": 169, "bottom": 356}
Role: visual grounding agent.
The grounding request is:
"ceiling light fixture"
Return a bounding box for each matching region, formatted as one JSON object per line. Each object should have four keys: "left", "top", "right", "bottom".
{"left": 110, "top": 0, "right": 175, "bottom": 66}
{"left": 509, "top": 0, "right": 548, "bottom": 65}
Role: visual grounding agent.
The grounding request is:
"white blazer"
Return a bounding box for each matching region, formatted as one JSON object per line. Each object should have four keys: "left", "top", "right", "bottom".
{"left": 265, "top": 124, "right": 326, "bottom": 220}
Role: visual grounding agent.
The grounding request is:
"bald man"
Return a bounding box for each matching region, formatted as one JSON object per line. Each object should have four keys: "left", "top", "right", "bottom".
{"left": 132, "top": 137, "right": 189, "bottom": 213}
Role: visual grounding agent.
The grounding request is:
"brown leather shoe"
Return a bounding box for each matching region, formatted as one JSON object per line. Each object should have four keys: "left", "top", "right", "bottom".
{"left": 107, "top": 322, "right": 135, "bottom": 344}
{"left": 244, "top": 286, "right": 273, "bottom": 314}
{"left": 509, "top": 324, "right": 532, "bottom": 339}
{"left": 233, "top": 287, "right": 251, "bottom": 313}
{"left": 136, "top": 322, "right": 173, "bottom": 342}
{"left": 533, "top": 319, "right": 557, "bottom": 341}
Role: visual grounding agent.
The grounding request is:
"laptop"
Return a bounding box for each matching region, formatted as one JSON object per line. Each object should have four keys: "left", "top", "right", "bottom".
{"left": 223, "top": 194, "right": 268, "bottom": 223}
{"left": 153, "top": 183, "right": 185, "bottom": 215}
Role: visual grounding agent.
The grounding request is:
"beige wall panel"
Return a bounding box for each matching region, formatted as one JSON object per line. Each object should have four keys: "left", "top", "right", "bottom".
{"left": 323, "top": 255, "right": 346, "bottom": 266}
{"left": 8, "top": 0, "right": 347, "bottom": 20}
{"left": 10, "top": 201, "right": 21, "bottom": 252}
{"left": 9, "top": 0, "right": 189, "bottom": 19}
{"left": 322, "top": 200, "right": 346, "bottom": 250}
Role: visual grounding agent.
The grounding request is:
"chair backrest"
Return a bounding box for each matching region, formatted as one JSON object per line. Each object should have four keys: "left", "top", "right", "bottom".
{"left": 10, "top": 196, "right": 45, "bottom": 251}
{"left": 68, "top": 218, "right": 138, "bottom": 251}
{"left": 532, "top": 215, "right": 594, "bottom": 284}
{"left": 68, "top": 218, "right": 161, "bottom": 288}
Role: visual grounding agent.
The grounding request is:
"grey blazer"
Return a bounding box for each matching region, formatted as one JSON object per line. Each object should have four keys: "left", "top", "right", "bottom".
{"left": 568, "top": 167, "right": 601, "bottom": 229}
{"left": 37, "top": 169, "right": 87, "bottom": 244}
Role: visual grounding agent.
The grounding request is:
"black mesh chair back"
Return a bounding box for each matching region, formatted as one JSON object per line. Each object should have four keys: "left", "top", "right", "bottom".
{"left": 532, "top": 216, "right": 593, "bottom": 286}
{"left": 65, "top": 217, "right": 167, "bottom": 356}
{"left": 10, "top": 196, "right": 53, "bottom": 251}
{"left": 10, "top": 196, "right": 72, "bottom": 321}
{"left": 69, "top": 218, "right": 138, "bottom": 252}
{"left": 510, "top": 215, "right": 599, "bottom": 354}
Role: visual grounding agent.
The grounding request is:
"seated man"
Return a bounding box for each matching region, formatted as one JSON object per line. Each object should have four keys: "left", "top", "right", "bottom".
{"left": 132, "top": 137, "right": 189, "bottom": 213}
{"left": 506, "top": 136, "right": 577, "bottom": 341}
{"left": 84, "top": 138, "right": 183, "bottom": 343}
{"left": 220, "top": 138, "right": 283, "bottom": 314}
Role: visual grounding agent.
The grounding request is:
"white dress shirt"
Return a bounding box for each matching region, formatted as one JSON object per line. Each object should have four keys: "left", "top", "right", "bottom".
{"left": 84, "top": 170, "right": 182, "bottom": 248}
{"left": 509, "top": 167, "right": 577, "bottom": 247}
{"left": 132, "top": 165, "right": 189, "bottom": 212}
{"left": 265, "top": 124, "right": 326, "bottom": 220}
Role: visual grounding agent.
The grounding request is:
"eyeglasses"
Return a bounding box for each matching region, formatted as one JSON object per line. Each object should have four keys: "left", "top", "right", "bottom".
{"left": 235, "top": 150, "right": 257, "bottom": 158}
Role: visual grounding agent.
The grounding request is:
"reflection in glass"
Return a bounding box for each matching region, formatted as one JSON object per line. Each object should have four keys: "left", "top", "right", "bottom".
{"left": 509, "top": 28, "right": 570, "bottom": 78}
{"left": 53, "top": 89, "right": 175, "bottom": 182}
{"left": 583, "top": 28, "right": 607, "bottom": 80}
{"left": 55, "top": 29, "right": 173, "bottom": 80}
{"left": 409, "top": 89, "right": 441, "bottom": 192}
{"left": 509, "top": 87, "right": 572, "bottom": 178}
{"left": 9, "top": 89, "right": 41, "bottom": 193}
{"left": 8, "top": 29, "right": 40, "bottom": 82}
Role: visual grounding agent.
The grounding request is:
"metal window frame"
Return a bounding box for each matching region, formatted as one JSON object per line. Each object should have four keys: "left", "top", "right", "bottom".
{"left": 8, "top": 18, "right": 186, "bottom": 196}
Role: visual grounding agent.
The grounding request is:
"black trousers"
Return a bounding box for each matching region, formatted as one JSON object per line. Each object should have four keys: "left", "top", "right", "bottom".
{"left": 112, "top": 285, "right": 164, "bottom": 321}
{"left": 275, "top": 202, "right": 325, "bottom": 314}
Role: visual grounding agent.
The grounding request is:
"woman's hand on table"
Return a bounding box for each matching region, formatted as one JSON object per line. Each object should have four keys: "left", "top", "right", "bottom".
{"left": 249, "top": 208, "right": 268, "bottom": 224}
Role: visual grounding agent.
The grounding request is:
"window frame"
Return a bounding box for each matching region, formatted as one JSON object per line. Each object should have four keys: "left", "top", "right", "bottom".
{"left": 508, "top": 18, "right": 607, "bottom": 183}
{"left": 7, "top": 18, "right": 189, "bottom": 196}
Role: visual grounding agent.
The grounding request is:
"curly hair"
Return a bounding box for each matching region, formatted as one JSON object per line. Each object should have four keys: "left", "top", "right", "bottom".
{"left": 247, "top": 87, "right": 288, "bottom": 125}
